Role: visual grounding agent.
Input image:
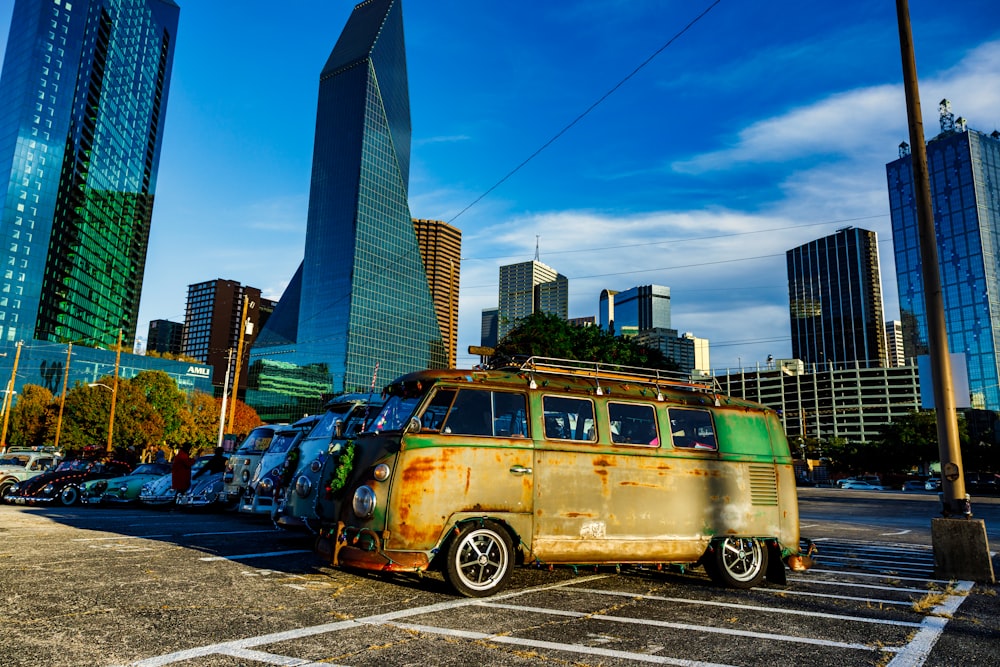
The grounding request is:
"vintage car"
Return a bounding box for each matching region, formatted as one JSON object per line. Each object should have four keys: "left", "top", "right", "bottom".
{"left": 175, "top": 454, "right": 231, "bottom": 510}
{"left": 240, "top": 415, "right": 320, "bottom": 517}
{"left": 80, "top": 463, "right": 172, "bottom": 505}
{"left": 221, "top": 425, "right": 281, "bottom": 508}
{"left": 275, "top": 394, "right": 382, "bottom": 531}
{"left": 0, "top": 446, "right": 63, "bottom": 500}
{"left": 139, "top": 456, "right": 212, "bottom": 507}
{"left": 5, "top": 459, "right": 132, "bottom": 506}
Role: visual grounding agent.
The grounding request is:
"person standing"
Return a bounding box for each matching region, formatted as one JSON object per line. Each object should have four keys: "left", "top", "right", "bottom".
{"left": 171, "top": 442, "right": 194, "bottom": 493}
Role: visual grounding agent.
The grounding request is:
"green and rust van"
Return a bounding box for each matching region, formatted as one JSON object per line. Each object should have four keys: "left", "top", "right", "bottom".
{"left": 315, "top": 357, "right": 811, "bottom": 597}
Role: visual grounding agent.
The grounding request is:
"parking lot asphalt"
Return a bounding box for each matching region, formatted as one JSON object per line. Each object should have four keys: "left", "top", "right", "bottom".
{"left": 0, "top": 499, "right": 997, "bottom": 667}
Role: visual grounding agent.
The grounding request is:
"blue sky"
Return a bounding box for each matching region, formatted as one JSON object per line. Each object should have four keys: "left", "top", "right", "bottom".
{"left": 2, "top": 0, "right": 999, "bottom": 370}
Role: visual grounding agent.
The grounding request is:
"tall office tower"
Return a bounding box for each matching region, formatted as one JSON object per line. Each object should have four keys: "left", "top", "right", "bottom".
{"left": 885, "top": 320, "right": 905, "bottom": 367}
{"left": 0, "top": 0, "right": 179, "bottom": 348}
{"left": 249, "top": 0, "right": 443, "bottom": 420}
{"left": 497, "top": 260, "right": 568, "bottom": 340}
{"left": 599, "top": 285, "right": 671, "bottom": 333}
{"left": 146, "top": 319, "right": 183, "bottom": 355}
{"left": 887, "top": 100, "right": 1000, "bottom": 409}
{"left": 480, "top": 307, "right": 498, "bottom": 348}
{"left": 182, "top": 280, "right": 266, "bottom": 396}
{"left": 412, "top": 218, "right": 461, "bottom": 367}
{"left": 786, "top": 227, "right": 887, "bottom": 369}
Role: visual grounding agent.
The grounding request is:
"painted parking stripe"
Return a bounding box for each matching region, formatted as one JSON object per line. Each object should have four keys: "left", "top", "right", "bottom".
{"left": 183, "top": 529, "right": 279, "bottom": 537}
{"left": 117, "top": 576, "right": 609, "bottom": 666}
{"left": 561, "top": 587, "right": 922, "bottom": 627}
{"left": 198, "top": 549, "right": 310, "bottom": 561}
{"left": 887, "top": 580, "right": 974, "bottom": 667}
{"left": 386, "top": 621, "right": 737, "bottom": 667}
{"left": 807, "top": 568, "right": 953, "bottom": 585}
{"left": 72, "top": 535, "right": 172, "bottom": 541}
{"left": 474, "top": 602, "right": 897, "bottom": 651}
{"left": 786, "top": 576, "right": 930, "bottom": 594}
{"left": 759, "top": 588, "right": 914, "bottom": 606}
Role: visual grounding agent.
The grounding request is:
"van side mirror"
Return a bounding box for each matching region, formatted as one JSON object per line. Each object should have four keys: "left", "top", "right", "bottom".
{"left": 405, "top": 416, "right": 421, "bottom": 434}
{"left": 334, "top": 419, "right": 344, "bottom": 439}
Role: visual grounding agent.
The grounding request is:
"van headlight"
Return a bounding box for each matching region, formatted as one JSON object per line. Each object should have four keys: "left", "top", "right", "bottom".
{"left": 295, "top": 475, "right": 312, "bottom": 497}
{"left": 309, "top": 459, "right": 323, "bottom": 473}
{"left": 259, "top": 478, "right": 274, "bottom": 494}
{"left": 352, "top": 486, "right": 376, "bottom": 519}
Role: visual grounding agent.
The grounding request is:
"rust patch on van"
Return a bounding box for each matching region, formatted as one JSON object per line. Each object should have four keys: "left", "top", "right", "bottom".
{"left": 620, "top": 481, "right": 659, "bottom": 488}
{"left": 563, "top": 511, "right": 595, "bottom": 518}
{"left": 465, "top": 468, "right": 471, "bottom": 495}
{"left": 592, "top": 456, "right": 617, "bottom": 468}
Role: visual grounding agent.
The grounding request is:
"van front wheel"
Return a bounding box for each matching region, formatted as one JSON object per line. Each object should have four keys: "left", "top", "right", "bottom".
{"left": 445, "top": 521, "right": 513, "bottom": 597}
{"left": 706, "top": 537, "right": 768, "bottom": 589}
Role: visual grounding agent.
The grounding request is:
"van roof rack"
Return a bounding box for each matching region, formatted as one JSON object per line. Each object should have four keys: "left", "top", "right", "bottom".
{"left": 518, "top": 356, "right": 719, "bottom": 394}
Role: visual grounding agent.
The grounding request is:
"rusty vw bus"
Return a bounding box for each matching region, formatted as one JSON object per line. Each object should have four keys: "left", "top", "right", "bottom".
{"left": 315, "top": 357, "right": 810, "bottom": 597}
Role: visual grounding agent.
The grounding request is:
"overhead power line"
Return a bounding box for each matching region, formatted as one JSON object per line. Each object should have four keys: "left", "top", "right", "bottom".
{"left": 447, "top": 0, "right": 723, "bottom": 225}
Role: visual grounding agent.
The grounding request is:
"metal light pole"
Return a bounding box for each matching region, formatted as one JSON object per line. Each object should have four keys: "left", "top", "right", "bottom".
{"left": 896, "top": 0, "right": 994, "bottom": 583}
{"left": 217, "top": 348, "right": 233, "bottom": 448}
{"left": 0, "top": 341, "right": 23, "bottom": 450}
{"left": 226, "top": 297, "right": 254, "bottom": 434}
{"left": 53, "top": 343, "right": 72, "bottom": 451}
{"left": 106, "top": 329, "right": 123, "bottom": 454}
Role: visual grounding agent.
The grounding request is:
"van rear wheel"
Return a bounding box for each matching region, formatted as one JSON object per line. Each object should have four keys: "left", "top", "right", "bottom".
{"left": 706, "top": 537, "right": 768, "bottom": 589}
{"left": 445, "top": 521, "right": 513, "bottom": 597}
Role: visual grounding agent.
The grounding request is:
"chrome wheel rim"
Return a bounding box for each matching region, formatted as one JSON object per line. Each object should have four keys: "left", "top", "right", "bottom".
{"left": 455, "top": 528, "right": 509, "bottom": 592}
{"left": 720, "top": 537, "right": 764, "bottom": 583}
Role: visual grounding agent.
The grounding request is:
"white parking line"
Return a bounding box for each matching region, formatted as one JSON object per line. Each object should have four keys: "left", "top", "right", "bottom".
{"left": 471, "top": 602, "right": 893, "bottom": 652}
{"left": 386, "top": 621, "right": 737, "bottom": 666}
{"left": 198, "top": 549, "right": 310, "bottom": 561}
{"left": 887, "top": 580, "right": 974, "bottom": 667}
{"left": 72, "top": 535, "right": 172, "bottom": 541}
{"left": 183, "top": 529, "right": 279, "bottom": 537}
{"left": 560, "top": 587, "right": 922, "bottom": 627}
{"left": 115, "top": 576, "right": 608, "bottom": 666}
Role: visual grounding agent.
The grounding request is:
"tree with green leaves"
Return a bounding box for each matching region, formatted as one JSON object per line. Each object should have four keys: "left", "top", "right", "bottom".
{"left": 131, "top": 370, "right": 187, "bottom": 446}
{"left": 7, "top": 384, "right": 55, "bottom": 448}
{"left": 490, "top": 312, "right": 679, "bottom": 371}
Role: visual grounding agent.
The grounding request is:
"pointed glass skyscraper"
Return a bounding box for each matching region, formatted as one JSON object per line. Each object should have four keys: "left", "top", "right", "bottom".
{"left": 248, "top": 0, "right": 443, "bottom": 420}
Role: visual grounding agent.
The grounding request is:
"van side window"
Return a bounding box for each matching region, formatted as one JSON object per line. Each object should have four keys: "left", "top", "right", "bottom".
{"left": 542, "top": 395, "right": 596, "bottom": 441}
{"left": 421, "top": 390, "right": 457, "bottom": 431}
{"left": 668, "top": 408, "right": 717, "bottom": 450}
{"left": 437, "top": 389, "right": 528, "bottom": 438}
{"left": 608, "top": 402, "right": 658, "bottom": 446}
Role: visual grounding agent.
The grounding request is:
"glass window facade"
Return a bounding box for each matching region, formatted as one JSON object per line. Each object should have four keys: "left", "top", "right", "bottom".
{"left": 887, "top": 128, "right": 1000, "bottom": 410}
{"left": 0, "top": 0, "right": 179, "bottom": 349}
{"left": 248, "top": 0, "right": 444, "bottom": 422}
{"left": 598, "top": 284, "right": 671, "bottom": 332}
{"left": 786, "top": 227, "right": 887, "bottom": 368}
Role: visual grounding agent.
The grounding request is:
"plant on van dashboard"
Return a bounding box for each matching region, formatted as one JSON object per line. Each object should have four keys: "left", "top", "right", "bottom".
{"left": 490, "top": 312, "right": 679, "bottom": 371}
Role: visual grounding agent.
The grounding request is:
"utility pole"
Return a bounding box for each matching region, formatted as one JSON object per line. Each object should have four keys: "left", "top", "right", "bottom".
{"left": 226, "top": 296, "right": 254, "bottom": 434}
{"left": 0, "top": 341, "right": 22, "bottom": 450}
{"left": 54, "top": 343, "right": 72, "bottom": 450}
{"left": 896, "top": 0, "right": 993, "bottom": 582}
{"left": 217, "top": 348, "right": 233, "bottom": 448}
{"left": 106, "top": 328, "right": 123, "bottom": 453}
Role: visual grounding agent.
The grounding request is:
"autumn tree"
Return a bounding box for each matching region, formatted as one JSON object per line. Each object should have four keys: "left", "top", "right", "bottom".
{"left": 227, "top": 398, "right": 263, "bottom": 440}
{"left": 7, "top": 384, "right": 55, "bottom": 448}
{"left": 131, "top": 370, "right": 187, "bottom": 446}
{"left": 490, "top": 312, "right": 679, "bottom": 371}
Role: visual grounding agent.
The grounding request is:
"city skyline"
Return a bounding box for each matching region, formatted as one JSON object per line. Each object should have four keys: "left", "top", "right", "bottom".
{"left": 2, "top": 1, "right": 996, "bottom": 372}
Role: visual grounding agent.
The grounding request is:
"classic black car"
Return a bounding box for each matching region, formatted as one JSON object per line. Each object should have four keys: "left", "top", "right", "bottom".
{"left": 4, "top": 459, "right": 132, "bottom": 506}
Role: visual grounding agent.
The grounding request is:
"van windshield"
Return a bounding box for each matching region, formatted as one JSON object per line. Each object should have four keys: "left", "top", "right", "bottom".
{"left": 370, "top": 395, "right": 422, "bottom": 432}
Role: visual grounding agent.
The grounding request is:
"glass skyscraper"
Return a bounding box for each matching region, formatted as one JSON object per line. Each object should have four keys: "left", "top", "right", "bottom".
{"left": 497, "top": 260, "right": 568, "bottom": 340}
{"left": 786, "top": 227, "right": 887, "bottom": 369}
{"left": 248, "top": 0, "right": 444, "bottom": 420}
{"left": 598, "top": 285, "right": 671, "bottom": 333}
{"left": 886, "top": 101, "right": 1000, "bottom": 410}
{"left": 0, "top": 0, "right": 179, "bottom": 348}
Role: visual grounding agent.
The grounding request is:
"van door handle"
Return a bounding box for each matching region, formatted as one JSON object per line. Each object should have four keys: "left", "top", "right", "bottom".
{"left": 509, "top": 465, "right": 532, "bottom": 475}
